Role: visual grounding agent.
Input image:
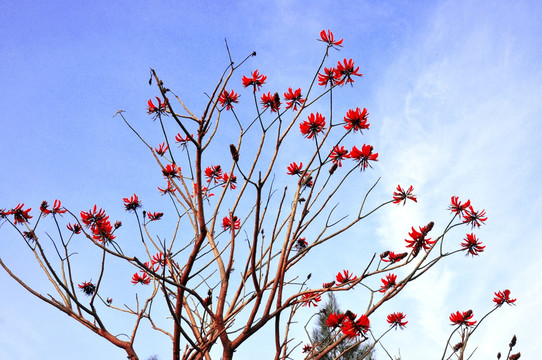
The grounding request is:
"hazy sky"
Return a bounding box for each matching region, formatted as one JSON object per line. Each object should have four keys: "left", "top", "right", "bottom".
{"left": 1, "top": 1, "right": 541, "bottom": 359}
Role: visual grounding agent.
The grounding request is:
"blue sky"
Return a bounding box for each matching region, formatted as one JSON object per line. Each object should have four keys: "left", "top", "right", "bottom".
{"left": 1, "top": 1, "right": 541, "bottom": 359}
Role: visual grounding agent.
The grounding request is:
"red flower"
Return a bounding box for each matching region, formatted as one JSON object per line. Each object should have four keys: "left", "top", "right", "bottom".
{"left": 380, "top": 273, "right": 397, "bottom": 293}
{"left": 405, "top": 222, "right": 436, "bottom": 257}
{"left": 449, "top": 310, "right": 476, "bottom": 327}
{"left": 284, "top": 87, "right": 305, "bottom": 111}
{"left": 322, "top": 281, "right": 335, "bottom": 288}
{"left": 174, "top": 133, "right": 192, "bottom": 149}
{"left": 123, "top": 194, "right": 141, "bottom": 212}
{"left": 318, "top": 67, "right": 342, "bottom": 87}
{"left": 162, "top": 164, "right": 181, "bottom": 179}
{"left": 67, "top": 223, "right": 82, "bottom": 234}
{"left": 336, "top": 270, "right": 357, "bottom": 284}
{"left": 10, "top": 204, "right": 32, "bottom": 225}
{"left": 205, "top": 165, "right": 223, "bottom": 183}
{"left": 341, "top": 314, "right": 370, "bottom": 338}
{"left": 493, "top": 289, "right": 516, "bottom": 306}
{"left": 80, "top": 205, "right": 115, "bottom": 243}
{"left": 152, "top": 252, "right": 168, "bottom": 268}
{"left": 336, "top": 59, "right": 362, "bottom": 85}
{"left": 301, "top": 291, "right": 322, "bottom": 307}
{"left": 449, "top": 196, "right": 471, "bottom": 218}
{"left": 463, "top": 206, "right": 487, "bottom": 228}
{"left": 300, "top": 113, "right": 326, "bottom": 139}
{"left": 343, "top": 108, "right": 370, "bottom": 132}
{"left": 147, "top": 212, "right": 163, "bottom": 221}
{"left": 155, "top": 142, "right": 169, "bottom": 156}
{"left": 147, "top": 97, "right": 168, "bottom": 118}
{"left": 222, "top": 216, "right": 240, "bottom": 231}
{"left": 80, "top": 205, "right": 106, "bottom": 228}
{"left": 106, "top": 297, "right": 113, "bottom": 304}
{"left": 381, "top": 251, "right": 408, "bottom": 263}
{"left": 319, "top": 29, "right": 343, "bottom": 49}
{"left": 329, "top": 146, "right": 349, "bottom": 167}
{"left": 387, "top": 312, "right": 408, "bottom": 329}
{"left": 326, "top": 312, "right": 346, "bottom": 328}
{"left": 393, "top": 185, "right": 417, "bottom": 205}
{"left": 287, "top": 162, "right": 303, "bottom": 175}
{"left": 461, "top": 233, "right": 485, "bottom": 256}
{"left": 348, "top": 144, "right": 378, "bottom": 170}
{"left": 218, "top": 89, "right": 239, "bottom": 111}
{"left": 302, "top": 344, "right": 312, "bottom": 353}
{"left": 131, "top": 272, "right": 151, "bottom": 285}
{"left": 261, "top": 92, "right": 281, "bottom": 112}
{"left": 78, "top": 281, "right": 96, "bottom": 296}
{"left": 242, "top": 70, "right": 267, "bottom": 91}
{"left": 158, "top": 180, "right": 176, "bottom": 195}
{"left": 294, "top": 237, "right": 308, "bottom": 251}
{"left": 220, "top": 172, "right": 237, "bottom": 190}
{"left": 40, "top": 200, "right": 67, "bottom": 216}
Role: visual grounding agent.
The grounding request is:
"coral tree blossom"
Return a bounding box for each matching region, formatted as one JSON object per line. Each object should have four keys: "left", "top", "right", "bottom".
{"left": 326, "top": 313, "right": 346, "bottom": 328}
{"left": 336, "top": 58, "right": 362, "bottom": 85}
{"left": 405, "top": 222, "right": 436, "bottom": 257}
{"left": 78, "top": 281, "right": 96, "bottom": 296}
{"left": 387, "top": 312, "right": 408, "bottom": 329}
{"left": 261, "top": 92, "right": 281, "bottom": 112}
{"left": 301, "top": 291, "right": 321, "bottom": 307}
{"left": 341, "top": 314, "right": 370, "bottom": 338}
{"left": 287, "top": 162, "right": 303, "bottom": 175}
{"left": 284, "top": 87, "right": 305, "bottom": 111}
{"left": 381, "top": 251, "right": 408, "bottom": 263}
{"left": 449, "top": 196, "right": 471, "bottom": 218}
{"left": 242, "top": 70, "right": 267, "bottom": 91}
{"left": 348, "top": 144, "right": 378, "bottom": 170}
{"left": 493, "top": 289, "right": 516, "bottom": 306}
{"left": 343, "top": 108, "right": 370, "bottom": 132}
{"left": 155, "top": 142, "right": 169, "bottom": 156}
{"left": 218, "top": 89, "right": 239, "bottom": 110}
{"left": 318, "top": 67, "right": 342, "bottom": 87}
{"left": 329, "top": 146, "right": 349, "bottom": 167}
{"left": 319, "top": 29, "right": 343, "bottom": 49}
{"left": 393, "top": 185, "right": 417, "bottom": 205}
{"left": 9, "top": 204, "right": 33, "bottom": 225}
{"left": 222, "top": 216, "right": 240, "bottom": 231}
{"left": 300, "top": 113, "right": 326, "bottom": 139}
{"left": 147, "top": 97, "right": 168, "bottom": 118}
{"left": 463, "top": 206, "right": 487, "bottom": 228}
{"left": 131, "top": 272, "right": 151, "bottom": 285}
{"left": 449, "top": 310, "right": 476, "bottom": 327}
{"left": 123, "top": 194, "right": 141, "bottom": 212}
{"left": 461, "top": 233, "right": 485, "bottom": 256}
{"left": 336, "top": 270, "right": 357, "bottom": 284}
{"left": 147, "top": 212, "right": 163, "bottom": 221}
{"left": 205, "top": 165, "right": 223, "bottom": 183}
{"left": 380, "top": 273, "right": 397, "bottom": 293}
{"left": 40, "top": 200, "right": 67, "bottom": 216}
{"left": 162, "top": 164, "right": 181, "bottom": 179}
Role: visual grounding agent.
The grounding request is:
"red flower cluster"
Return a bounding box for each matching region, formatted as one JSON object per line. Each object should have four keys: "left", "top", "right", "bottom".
{"left": 301, "top": 291, "right": 322, "bottom": 307}
{"left": 147, "top": 97, "right": 168, "bottom": 118}
{"left": 80, "top": 205, "right": 116, "bottom": 243}
{"left": 174, "top": 133, "right": 192, "bottom": 149}
{"left": 2, "top": 204, "right": 33, "bottom": 225}
{"left": 336, "top": 270, "right": 357, "bottom": 284}
{"left": 162, "top": 164, "right": 181, "bottom": 179}
{"left": 67, "top": 222, "right": 82, "bottom": 234}
{"left": 387, "top": 312, "right": 408, "bottom": 329}
{"left": 261, "top": 92, "right": 281, "bottom": 112}
{"left": 40, "top": 200, "right": 67, "bottom": 216}
{"left": 493, "top": 289, "right": 516, "bottom": 307}
{"left": 294, "top": 237, "right": 308, "bottom": 251}
{"left": 349, "top": 144, "right": 378, "bottom": 170}
{"left": 158, "top": 180, "right": 176, "bottom": 195}
{"left": 449, "top": 196, "right": 470, "bottom": 218}
{"left": 329, "top": 146, "right": 349, "bottom": 167}
{"left": 405, "top": 222, "right": 436, "bottom": 257}
{"left": 343, "top": 108, "right": 370, "bottom": 132}
{"left": 147, "top": 212, "right": 163, "bottom": 221}
{"left": 300, "top": 113, "right": 326, "bottom": 139}
{"left": 302, "top": 344, "right": 312, "bottom": 353}
{"left": 152, "top": 252, "right": 169, "bottom": 269}
{"left": 205, "top": 165, "right": 223, "bottom": 183}
{"left": 155, "top": 142, "right": 169, "bottom": 156}
{"left": 380, "top": 273, "right": 397, "bottom": 293}
{"left": 78, "top": 281, "right": 96, "bottom": 296}
{"left": 380, "top": 251, "right": 408, "bottom": 263}
{"left": 222, "top": 216, "right": 240, "bottom": 231}
{"left": 221, "top": 172, "right": 237, "bottom": 190}
{"left": 287, "top": 162, "right": 303, "bottom": 175}
{"left": 123, "top": 194, "right": 141, "bottom": 212}
{"left": 337, "top": 58, "right": 362, "bottom": 85}
{"left": 326, "top": 311, "right": 370, "bottom": 338}
{"left": 131, "top": 272, "right": 151, "bottom": 285}
{"left": 449, "top": 310, "right": 476, "bottom": 327}
{"left": 318, "top": 67, "right": 342, "bottom": 87}
{"left": 319, "top": 29, "right": 343, "bottom": 49}
{"left": 461, "top": 233, "right": 485, "bottom": 256}
{"left": 393, "top": 185, "right": 417, "bottom": 205}
{"left": 463, "top": 207, "right": 487, "bottom": 228}
{"left": 242, "top": 70, "right": 267, "bottom": 91}
{"left": 284, "top": 87, "right": 305, "bottom": 111}
{"left": 218, "top": 89, "right": 239, "bottom": 111}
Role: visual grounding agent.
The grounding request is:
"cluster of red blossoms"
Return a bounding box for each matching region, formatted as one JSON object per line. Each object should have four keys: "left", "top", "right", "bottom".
{"left": 222, "top": 216, "right": 240, "bottom": 231}
{"left": 301, "top": 291, "right": 322, "bottom": 307}
{"left": 405, "top": 222, "right": 436, "bottom": 257}
{"left": 40, "top": 200, "right": 67, "bottom": 216}
{"left": 326, "top": 311, "right": 370, "bottom": 338}
{"left": 449, "top": 196, "right": 487, "bottom": 228}
{"left": 1, "top": 204, "right": 33, "bottom": 225}
{"left": 204, "top": 165, "right": 237, "bottom": 189}
{"left": 393, "top": 185, "right": 417, "bottom": 205}
{"left": 336, "top": 270, "right": 357, "bottom": 284}
{"left": 131, "top": 252, "right": 169, "bottom": 285}
{"left": 147, "top": 97, "right": 168, "bottom": 119}
{"left": 80, "top": 205, "right": 116, "bottom": 243}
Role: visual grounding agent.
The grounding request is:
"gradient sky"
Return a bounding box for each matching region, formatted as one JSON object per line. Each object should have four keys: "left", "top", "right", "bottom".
{"left": 1, "top": 1, "right": 541, "bottom": 359}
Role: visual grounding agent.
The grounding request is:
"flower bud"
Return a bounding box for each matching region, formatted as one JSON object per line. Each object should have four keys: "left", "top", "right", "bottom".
{"left": 230, "top": 144, "right": 239, "bottom": 162}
